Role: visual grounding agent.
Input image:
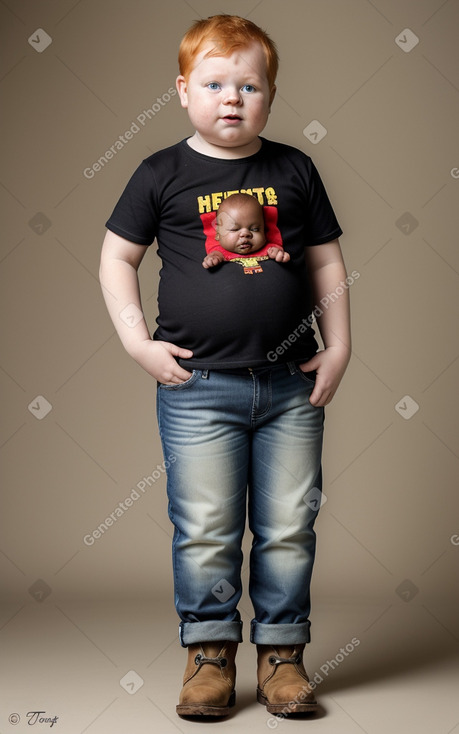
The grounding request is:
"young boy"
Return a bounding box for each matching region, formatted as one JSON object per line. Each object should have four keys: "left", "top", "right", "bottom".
{"left": 202, "top": 192, "right": 290, "bottom": 270}
{"left": 100, "top": 14, "right": 351, "bottom": 718}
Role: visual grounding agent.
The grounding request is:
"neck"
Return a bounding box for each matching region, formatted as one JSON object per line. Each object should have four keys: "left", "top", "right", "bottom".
{"left": 186, "top": 133, "right": 262, "bottom": 159}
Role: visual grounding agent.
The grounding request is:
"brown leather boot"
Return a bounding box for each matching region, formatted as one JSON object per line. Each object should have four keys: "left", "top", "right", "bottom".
{"left": 256, "top": 644, "right": 317, "bottom": 714}
{"left": 176, "top": 641, "right": 237, "bottom": 716}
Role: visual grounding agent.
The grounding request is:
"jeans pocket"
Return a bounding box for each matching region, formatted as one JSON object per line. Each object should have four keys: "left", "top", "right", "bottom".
{"left": 294, "top": 364, "right": 317, "bottom": 385}
{"left": 157, "top": 370, "right": 200, "bottom": 390}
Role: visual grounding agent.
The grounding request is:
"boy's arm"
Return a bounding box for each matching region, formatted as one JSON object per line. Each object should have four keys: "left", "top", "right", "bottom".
{"left": 301, "top": 239, "right": 351, "bottom": 406}
{"left": 99, "top": 230, "right": 193, "bottom": 384}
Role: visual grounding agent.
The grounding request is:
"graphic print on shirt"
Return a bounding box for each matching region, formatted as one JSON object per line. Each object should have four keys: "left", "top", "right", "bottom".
{"left": 198, "top": 187, "right": 284, "bottom": 274}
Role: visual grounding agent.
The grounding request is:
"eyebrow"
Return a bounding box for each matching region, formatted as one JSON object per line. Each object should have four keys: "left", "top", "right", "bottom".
{"left": 222, "top": 218, "right": 264, "bottom": 227}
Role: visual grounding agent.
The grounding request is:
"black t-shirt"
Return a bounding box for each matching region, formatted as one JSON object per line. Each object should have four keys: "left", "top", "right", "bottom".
{"left": 105, "top": 137, "right": 342, "bottom": 369}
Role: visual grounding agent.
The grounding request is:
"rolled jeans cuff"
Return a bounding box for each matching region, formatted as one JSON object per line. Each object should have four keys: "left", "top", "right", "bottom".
{"left": 179, "top": 620, "right": 243, "bottom": 648}
{"left": 250, "top": 620, "right": 311, "bottom": 645}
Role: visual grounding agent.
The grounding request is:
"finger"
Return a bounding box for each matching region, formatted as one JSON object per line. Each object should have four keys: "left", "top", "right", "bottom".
{"left": 299, "top": 358, "right": 318, "bottom": 372}
{"left": 175, "top": 367, "right": 193, "bottom": 382}
{"left": 312, "top": 387, "right": 335, "bottom": 407}
{"left": 167, "top": 344, "right": 193, "bottom": 358}
{"left": 161, "top": 369, "right": 192, "bottom": 386}
{"left": 308, "top": 375, "right": 328, "bottom": 406}
{"left": 309, "top": 388, "right": 327, "bottom": 407}
{"left": 308, "top": 388, "right": 322, "bottom": 406}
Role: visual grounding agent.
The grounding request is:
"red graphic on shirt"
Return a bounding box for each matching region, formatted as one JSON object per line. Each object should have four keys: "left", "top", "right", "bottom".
{"left": 201, "top": 205, "right": 283, "bottom": 260}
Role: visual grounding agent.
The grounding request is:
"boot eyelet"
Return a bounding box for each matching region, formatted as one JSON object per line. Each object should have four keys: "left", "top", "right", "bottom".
{"left": 220, "top": 658, "right": 227, "bottom": 668}
{"left": 194, "top": 654, "right": 202, "bottom": 665}
{"left": 269, "top": 655, "right": 277, "bottom": 665}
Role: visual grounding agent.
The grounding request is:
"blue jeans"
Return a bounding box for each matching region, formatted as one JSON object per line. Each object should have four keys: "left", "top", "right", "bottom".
{"left": 156, "top": 361, "right": 324, "bottom": 647}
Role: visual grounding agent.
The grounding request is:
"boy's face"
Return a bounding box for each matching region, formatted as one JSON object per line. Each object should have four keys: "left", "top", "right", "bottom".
{"left": 215, "top": 200, "right": 266, "bottom": 255}
{"left": 176, "top": 41, "right": 276, "bottom": 157}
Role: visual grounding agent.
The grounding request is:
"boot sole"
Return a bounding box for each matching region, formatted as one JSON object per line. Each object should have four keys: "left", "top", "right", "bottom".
{"left": 176, "top": 689, "right": 236, "bottom": 717}
{"left": 257, "top": 688, "right": 317, "bottom": 714}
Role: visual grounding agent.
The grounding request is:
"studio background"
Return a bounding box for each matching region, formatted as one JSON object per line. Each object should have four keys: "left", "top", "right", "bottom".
{"left": 1, "top": 1, "right": 458, "bottom": 732}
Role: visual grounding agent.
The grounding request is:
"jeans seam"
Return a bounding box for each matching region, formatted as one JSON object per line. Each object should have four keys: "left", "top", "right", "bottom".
{"left": 250, "top": 373, "right": 273, "bottom": 424}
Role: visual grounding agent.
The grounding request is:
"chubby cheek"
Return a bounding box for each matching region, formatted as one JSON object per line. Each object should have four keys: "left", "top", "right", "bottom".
{"left": 190, "top": 102, "right": 216, "bottom": 129}
{"left": 183, "top": 89, "right": 206, "bottom": 115}
{"left": 253, "top": 102, "right": 271, "bottom": 127}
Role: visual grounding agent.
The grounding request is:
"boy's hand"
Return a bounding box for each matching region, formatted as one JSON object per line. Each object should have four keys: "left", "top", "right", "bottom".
{"left": 267, "top": 246, "right": 290, "bottom": 262}
{"left": 299, "top": 346, "right": 350, "bottom": 407}
{"left": 203, "top": 251, "right": 225, "bottom": 268}
{"left": 131, "top": 339, "right": 194, "bottom": 385}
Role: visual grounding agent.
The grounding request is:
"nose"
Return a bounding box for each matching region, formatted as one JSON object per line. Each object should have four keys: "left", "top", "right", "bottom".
{"left": 239, "top": 228, "right": 251, "bottom": 238}
{"left": 223, "top": 86, "right": 241, "bottom": 105}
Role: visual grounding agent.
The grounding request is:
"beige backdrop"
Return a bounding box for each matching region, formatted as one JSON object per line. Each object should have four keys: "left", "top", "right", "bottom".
{"left": 1, "top": 0, "right": 458, "bottom": 707}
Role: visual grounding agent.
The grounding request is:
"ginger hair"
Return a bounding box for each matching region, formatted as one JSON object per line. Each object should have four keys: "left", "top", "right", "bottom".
{"left": 178, "top": 14, "right": 279, "bottom": 91}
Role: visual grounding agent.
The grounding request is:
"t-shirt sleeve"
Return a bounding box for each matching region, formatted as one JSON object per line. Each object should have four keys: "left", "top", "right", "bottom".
{"left": 105, "top": 161, "right": 158, "bottom": 245}
{"left": 304, "top": 159, "right": 343, "bottom": 246}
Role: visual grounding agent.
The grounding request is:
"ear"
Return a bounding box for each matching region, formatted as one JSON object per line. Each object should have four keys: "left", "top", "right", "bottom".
{"left": 211, "top": 216, "right": 220, "bottom": 240}
{"left": 269, "top": 85, "right": 276, "bottom": 110}
{"left": 176, "top": 75, "right": 189, "bottom": 108}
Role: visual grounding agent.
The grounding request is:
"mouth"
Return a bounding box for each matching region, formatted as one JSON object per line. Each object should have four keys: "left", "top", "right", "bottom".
{"left": 238, "top": 242, "right": 252, "bottom": 251}
{"left": 222, "top": 114, "right": 242, "bottom": 124}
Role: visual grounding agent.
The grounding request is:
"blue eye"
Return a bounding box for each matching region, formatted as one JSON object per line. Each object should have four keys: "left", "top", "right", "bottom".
{"left": 207, "top": 82, "right": 221, "bottom": 91}
{"left": 242, "top": 84, "right": 256, "bottom": 93}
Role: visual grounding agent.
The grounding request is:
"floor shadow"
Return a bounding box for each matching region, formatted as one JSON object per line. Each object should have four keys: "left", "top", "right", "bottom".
{"left": 313, "top": 623, "right": 459, "bottom": 695}
{"left": 234, "top": 688, "right": 260, "bottom": 713}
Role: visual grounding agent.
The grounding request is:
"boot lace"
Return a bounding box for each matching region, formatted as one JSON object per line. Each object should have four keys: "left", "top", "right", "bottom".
{"left": 194, "top": 652, "right": 228, "bottom": 668}
{"left": 268, "top": 652, "right": 302, "bottom": 667}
